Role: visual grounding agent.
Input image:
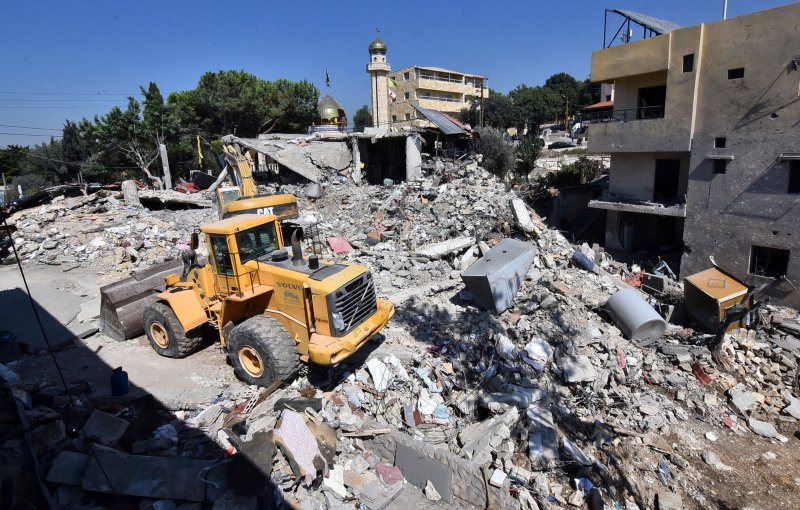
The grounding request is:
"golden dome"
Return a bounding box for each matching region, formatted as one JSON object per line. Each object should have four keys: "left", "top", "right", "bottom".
{"left": 368, "top": 37, "right": 387, "bottom": 53}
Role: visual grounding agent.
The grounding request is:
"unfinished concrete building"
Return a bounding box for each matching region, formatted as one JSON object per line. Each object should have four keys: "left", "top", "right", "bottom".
{"left": 387, "top": 66, "right": 488, "bottom": 129}
{"left": 588, "top": 4, "right": 800, "bottom": 307}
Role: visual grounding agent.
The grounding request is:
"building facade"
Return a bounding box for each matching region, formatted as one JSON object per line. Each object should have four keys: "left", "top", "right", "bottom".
{"left": 587, "top": 3, "right": 800, "bottom": 307}
{"left": 387, "top": 66, "right": 488, "bottom": 129}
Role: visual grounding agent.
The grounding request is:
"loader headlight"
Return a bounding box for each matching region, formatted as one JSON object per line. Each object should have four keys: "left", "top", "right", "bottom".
{"left": 331, "top": 312, "right": 345, "bottom": 332}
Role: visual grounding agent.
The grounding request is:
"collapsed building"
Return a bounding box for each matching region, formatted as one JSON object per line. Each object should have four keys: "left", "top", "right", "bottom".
{"left": 2, "top": 143, "right": 800, "bottom": 509}
{"left": 586, "top": 4, "right": 800, "bottom": 308}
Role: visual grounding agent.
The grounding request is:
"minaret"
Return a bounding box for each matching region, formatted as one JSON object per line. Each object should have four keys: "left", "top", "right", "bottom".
{"left": 366, "top": 33, "right": 391, "bottom": 129}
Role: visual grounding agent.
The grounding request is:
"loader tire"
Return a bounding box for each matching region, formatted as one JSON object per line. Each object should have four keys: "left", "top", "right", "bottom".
{"left": 226, "top": 315, "right": 299, "bottom": 387}
{"left": 143, "top": 302, "right": 203, "bottom": 359}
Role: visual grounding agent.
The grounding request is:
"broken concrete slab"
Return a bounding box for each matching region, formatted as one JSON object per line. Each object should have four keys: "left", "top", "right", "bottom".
{"left": 657, "top": 490, "right": 683, "bottom": 510}
{"left": 416, "top": 236, "right": 474, "bottom": 260}
{"left": 558, "top": 355, "right": 597, "bottom": 383}
{"left": 47, "top": 451, "right": 89, "bottom": 486}
{"left": 510, "top": 198, "right": 539, "bottom": 235}
{"left": 461, "top": 238, "right": 537, "bottom": 314}
{"left": 560, "top": 437, "right": 593, "bottom": 466}
{"left": 783, "top": 396, "right": 800, "bottom": 419}
{"left": 360, "top": 479, "right": 404, "bottom": 510}
{"left": 323, "top": 464, "right": 347, "bottom": 498}
{"left": 728, "top": 383, "right": 765, "bottom": 413}
{"left": 273, "top": 409, "right": 327, "bottom": 485}
{"left": 394, "top": 441, "right": 452, "bottom": 503}
{"left": 82, "top": 449, "right": 219, "bottom": 502}
{"left": 527, "top": 401, "right": 559, "bottom": 468}
{"left": 747, "top": 417, "right": 788, "bottom": 442}
{"left": 83, "top": 409, "right": 129, "bottom": 447}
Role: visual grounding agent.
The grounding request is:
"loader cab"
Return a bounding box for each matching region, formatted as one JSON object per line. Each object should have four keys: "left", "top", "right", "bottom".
{"left": 201, "top": 214, "right": 284, "bottom": 296}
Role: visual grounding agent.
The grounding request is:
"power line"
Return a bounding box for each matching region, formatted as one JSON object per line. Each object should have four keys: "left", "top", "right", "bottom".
{"left": 0, "top": 91, "right": 136, "bottom": 96}
{"left": 0, "top": 123, "right": 62, "bottom": 131}
{"left": 0, "top": 132, "right": 62, "bottom": 137}
{"left": 2, "top": 146, "right": 141, "bottom": 169}
{"left": 0, "top": 99, "right": 126, "bottom": 102}
{"left": 0, "top": 106, "right": 124, "bottom": 109}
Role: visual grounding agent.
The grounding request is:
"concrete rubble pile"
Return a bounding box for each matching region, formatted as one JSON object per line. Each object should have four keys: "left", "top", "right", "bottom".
{"left": 2, "top": 191, "right": 216, "bottom": 280}
{"left": 1, "top": 154, "right": 799, "bottom": 509}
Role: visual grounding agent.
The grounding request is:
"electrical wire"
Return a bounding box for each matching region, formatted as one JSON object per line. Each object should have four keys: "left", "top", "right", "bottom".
{"left": 0, "top": 91, "right": 135, "bottom": 96}
{"left": 1, "top": 146, "right": 141, "bottom": 169}
{"left": 0, "top": 132, "right": 62, "bottom": 137}
{"left": 1, "top": 215, "right": 117, "bottom": 495}
{"left": 0, "top": 124, "right": 62, "bottom": 131}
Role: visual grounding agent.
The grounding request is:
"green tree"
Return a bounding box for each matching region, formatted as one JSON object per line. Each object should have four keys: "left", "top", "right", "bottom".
{"left": 475, "top": 127, "right": 514, "bottom": 179}
{"left": 514, "top": 137, "right": 543, "bottom": 182}
{"left": 0, "top": 145, "right": 30, "bottom": 179}
{"left": 510, "top": 85, "right": 562, "bottom": 127}
{"left": 167, "top": 71, "right": 319, "bottom": 138}
{"left": 353, "top": 105, "right": 372, "bottom": 132}
{"left": 95, "top": 97, "right": 164, "bottom": 188}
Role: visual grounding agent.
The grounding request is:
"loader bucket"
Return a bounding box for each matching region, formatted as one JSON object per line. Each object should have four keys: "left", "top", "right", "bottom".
{"left": 99, "top": 259, "right": 182, "bottom": 341}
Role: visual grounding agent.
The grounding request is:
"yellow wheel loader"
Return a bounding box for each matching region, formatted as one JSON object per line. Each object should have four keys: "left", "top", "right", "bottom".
{"left": 142, "top": 214, "right": 394, "bottom": 387}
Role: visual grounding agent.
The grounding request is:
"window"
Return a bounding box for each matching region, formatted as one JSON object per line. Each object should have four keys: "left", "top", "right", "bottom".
{"left": 404, "top": 113, "right": 411, "bottom": 120}
{"left": 210, "top": 235, "right": 233, "bottom": 276}
{"left": 712, "top": 159, "right": 727, "bottom": 174}
{"left": 235, "top": 223, "right": 278, "bottom": 264}
{"left": 789, "top": 161, "right": 800, "bottom": 193}
{"left": 654, "top": 159, "right": 680, "bottom": 202}
{"left": 391, "top": 114, "right": 397, "bottom": 122}
{"left": 749, "top": 245, "right": 790, "bottom": 277}
{"left": 714, "top": 137, "right": 726, "bottom": 149}
{"left": 728, "top": 67, "right": 745, "bottom": 79}
{"left": 683, "top": 54, "right": 694, "bottom": 73}
{"left": 637, "top": 85, "right": 666, "bottom": 119}
{"left": 403, "top": 72, "right": 410, "bottom": 80}
{"left": 404, "top": 92, "right": 410, "bottom": 100}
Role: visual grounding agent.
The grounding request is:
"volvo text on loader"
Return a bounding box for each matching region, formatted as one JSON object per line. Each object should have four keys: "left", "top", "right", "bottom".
{"left": 142, "top": 213, "right": 394, "bottom": 387}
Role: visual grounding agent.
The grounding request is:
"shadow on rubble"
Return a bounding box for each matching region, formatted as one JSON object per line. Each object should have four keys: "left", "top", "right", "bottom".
{"left": 1, "top": 288, "right": 284, "bottom": 509}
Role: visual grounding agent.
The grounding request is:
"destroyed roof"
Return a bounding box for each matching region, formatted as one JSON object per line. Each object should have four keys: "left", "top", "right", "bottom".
{"left": 411, "top": 104, "right": 466, "bottom": 135}
{"left": 612, "top": 9, "right": 681, "bottom": 35}
{"left": 232, "top": 135, "right": 352, "bottom": 183}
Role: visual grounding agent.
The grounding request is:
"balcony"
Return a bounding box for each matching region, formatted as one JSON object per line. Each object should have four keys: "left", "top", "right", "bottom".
{"left": 587, "top": 108, "right": 691, "bottom": 153}
{"left": 588, "top": 193, "right": 686, "bottom": 217}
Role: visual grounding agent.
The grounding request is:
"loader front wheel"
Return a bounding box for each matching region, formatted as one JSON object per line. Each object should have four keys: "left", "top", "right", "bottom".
{"left": 143, "top": 302, "right": 203, "bottom": 358}
{"left": 227, "top": 315, "right": 299, "bottom": 387}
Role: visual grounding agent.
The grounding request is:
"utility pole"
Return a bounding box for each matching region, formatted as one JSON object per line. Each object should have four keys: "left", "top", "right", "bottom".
{"left": 723, "top": 0, "right": 728, "bottom": 19}
{"left": 479, "top": 79, "right": 486, "bottom": 128}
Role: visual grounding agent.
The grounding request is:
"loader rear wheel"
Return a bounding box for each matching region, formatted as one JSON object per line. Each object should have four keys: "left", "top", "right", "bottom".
{"left": 227, "top": 315, "right": 299, "bottom": 387}
{"left": 143, "top": 302, "right": 203, "bottom": 358}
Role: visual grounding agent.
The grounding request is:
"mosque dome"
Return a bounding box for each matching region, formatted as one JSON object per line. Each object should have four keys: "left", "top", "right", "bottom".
{"left": 368, "top": 37, "right": 387, "bottom": 53}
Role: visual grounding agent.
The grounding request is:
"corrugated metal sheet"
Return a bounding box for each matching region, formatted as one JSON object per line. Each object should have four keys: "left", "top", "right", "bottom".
{"left": 411, "top": 104, "right": 466, "bottom": 135}
{"left": 613, "top": 9, "right": 681, "bottom": 35}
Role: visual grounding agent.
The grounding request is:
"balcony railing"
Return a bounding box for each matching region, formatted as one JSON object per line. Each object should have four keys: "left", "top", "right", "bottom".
{"left": 419, "top": 94, "right": 462, "bottom": 103}
{"left": 419, "top": 73, "right": 463, "bottom": 84}
{"left": 584, "top": 105, "right": 665, "bottom": 123}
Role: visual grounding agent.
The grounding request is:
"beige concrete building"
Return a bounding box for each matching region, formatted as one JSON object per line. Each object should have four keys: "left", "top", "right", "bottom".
{"left": 387, "top": 66, "right": 488, "bottom": 129}
{"left": 587, "top": 3, "right": 800, "bottom": 307}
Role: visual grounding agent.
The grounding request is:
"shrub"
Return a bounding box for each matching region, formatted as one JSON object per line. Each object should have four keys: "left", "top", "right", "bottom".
{"left": 474, "top": 127, "right": 514, "bottom": 179}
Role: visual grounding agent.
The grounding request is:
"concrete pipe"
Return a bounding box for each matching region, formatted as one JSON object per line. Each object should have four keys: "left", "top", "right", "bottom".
{"left": 605, "top": 288, "right": 667, "bottom": 341}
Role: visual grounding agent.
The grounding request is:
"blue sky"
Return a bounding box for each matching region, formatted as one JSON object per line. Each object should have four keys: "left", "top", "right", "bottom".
{"left": 0, "top": 0, "right": 794, "bottom": 147}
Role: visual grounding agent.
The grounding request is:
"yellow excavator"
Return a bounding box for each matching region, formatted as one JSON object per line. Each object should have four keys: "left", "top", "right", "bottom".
{"left": 216, "top": 144, "right": 299, "bottom": 222}
{"left": 142, "top": 213, "right": 394, "bottom": 386}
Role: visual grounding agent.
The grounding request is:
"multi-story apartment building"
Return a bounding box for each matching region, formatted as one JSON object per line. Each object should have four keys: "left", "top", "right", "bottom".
{"left": 587, "top": 3, "right": 800, "bottom": 307}
{"left": 387, "top": 66, "right": 488, "bottom": 129}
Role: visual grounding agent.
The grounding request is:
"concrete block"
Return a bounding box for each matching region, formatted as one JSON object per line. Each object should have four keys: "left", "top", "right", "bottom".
{"left": 395, "top": 442, "right": 452, "bottom": 502}
{"left": 46, "top": 451, "right": 89, "bottom": 486}
{"left": 657, "top": 490, "right": 683, "bottom": 510}
{"left": 416, "top": 237, "right": 474, "bottom": 259}
{"left": 510, "top": 198, "right": 538, "bottom": 235}
{"left": 461, "top": 238, "right": 537, "bottom": 314}
{"left": 83, "top": 410, "right": 129, "bottom": 447}
{"left": 82, "top": 450, "right": 219, "bottom": 502}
